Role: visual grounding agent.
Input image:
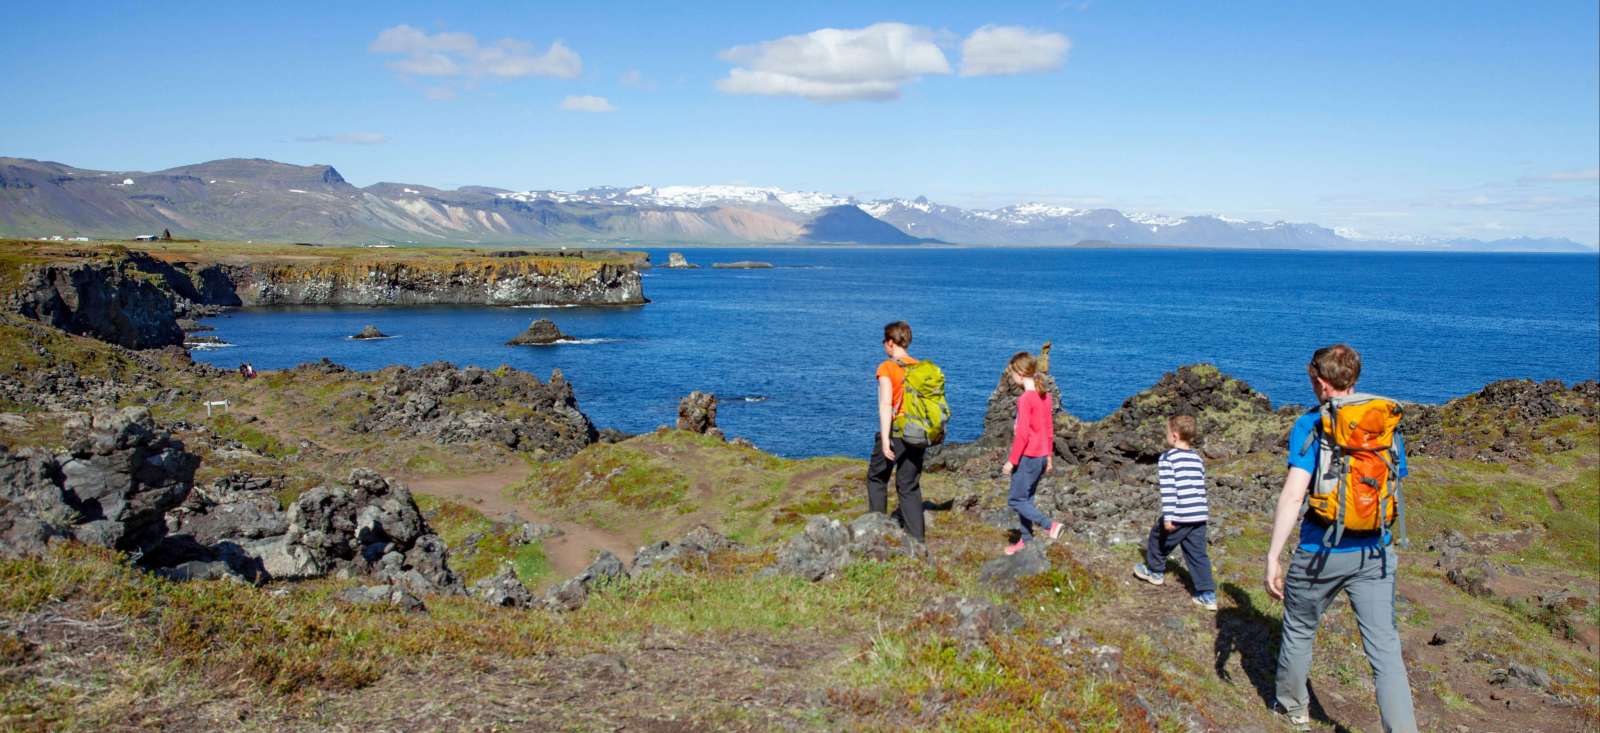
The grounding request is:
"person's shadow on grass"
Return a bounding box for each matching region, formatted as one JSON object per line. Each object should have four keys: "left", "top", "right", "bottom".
{"left": 1214, "top": 582, "right": 1350, "bottom": 732}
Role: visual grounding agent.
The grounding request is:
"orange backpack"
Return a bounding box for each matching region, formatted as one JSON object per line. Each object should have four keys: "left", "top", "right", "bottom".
{"left": 1300, "top": 393, "right": 1407, "bottom": 546}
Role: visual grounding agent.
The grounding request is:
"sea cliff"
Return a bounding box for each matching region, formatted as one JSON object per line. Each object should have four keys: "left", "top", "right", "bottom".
{"left": 2, "top": 241, "right": 647, "bottom": 348}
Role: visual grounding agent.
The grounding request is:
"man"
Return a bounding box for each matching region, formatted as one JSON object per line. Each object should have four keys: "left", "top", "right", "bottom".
{"left": 866, "top": 320, "right": 926, "bottom": 541}
{"left": 1264, "top": 344, "right": 1417, "bottom": 732}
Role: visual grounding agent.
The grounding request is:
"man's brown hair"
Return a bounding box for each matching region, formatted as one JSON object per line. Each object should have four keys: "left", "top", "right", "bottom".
{"left": 1308, "top": 343, "right": 1362, "bottom": 391}
{"left": 1168, "top": 414, "right": 1198, "bottom": 443}
{"left": 883, "top": 321, "right": 912, "bottom": 348}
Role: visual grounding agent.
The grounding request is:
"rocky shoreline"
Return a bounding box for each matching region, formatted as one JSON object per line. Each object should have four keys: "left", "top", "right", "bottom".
{"left": 5, "top": 244, "right": 647, "bottom": 349}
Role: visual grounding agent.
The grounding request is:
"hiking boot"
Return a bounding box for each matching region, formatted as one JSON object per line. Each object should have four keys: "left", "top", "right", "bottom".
{"left": 1004, "top": 539, "right": 1027, "bottom": 555}
{"left": 1132, "top": 562, "right": 1164, "bottom": 586}
{"left": 1191, "top": 591, "right": 1218, "bottom": 611}
{"left": 1047, "top": 521, "right": 1066, "bottom": 541}
{"left": 1274, "top": 706, "right": 1311, "bottom": 732}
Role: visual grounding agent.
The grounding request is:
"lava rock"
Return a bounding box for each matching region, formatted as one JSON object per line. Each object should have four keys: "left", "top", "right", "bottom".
{"left": 978, "top": 544, "right": 1051, "bottom": 593}
{"left": 507, "top": 319, "right": 573, "bottom": 345}
{"left": 472, "top": 565, "right": 536, "bottom": 608}
{"left": 630, "top": 525, "right": 734, "bottom": 576}
{"left": 764, "top": 513, "right": 926, "bottom": 581}
{"left": 543, "top": 551, "right": 625, "bottom": 612}
{"left": 919, "top": 595, "right": 1025, "bottom": 650}
{"left": 676, "top": 391, "right": 722, "bottom": 438}
{"left": 352, "top": 325, "right": 389, "bottom": 340}
{"left": 336, "top": 584, "right": 426, "bottom": 612}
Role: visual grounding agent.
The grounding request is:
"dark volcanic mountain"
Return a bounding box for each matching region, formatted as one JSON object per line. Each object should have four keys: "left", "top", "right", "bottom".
{"left": 0, "top": 156, "right": 1590, "bottom": 251}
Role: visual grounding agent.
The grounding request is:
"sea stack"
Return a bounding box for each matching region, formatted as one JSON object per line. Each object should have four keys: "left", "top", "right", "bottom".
{"left": 666, "top": 252, "right": 698, "bottom": 269}
{"left": 352, "top": 325, "right": 388, "bottom": 340}
{"left": 507, "top": 319, "right": 574, "bottom": 345}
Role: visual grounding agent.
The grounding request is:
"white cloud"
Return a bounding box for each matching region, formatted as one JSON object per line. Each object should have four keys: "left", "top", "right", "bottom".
{"left": 370, "top": 25, "right": 581, "bottom": 83}
{"left": 294, "top": 132, "right": 389, "bottom": 145}
{"left": 959, "top": 25, "right": 1070, "bottom": 77}
{"left": 1520, "top": 167, "right": 1600, "bottom": 183}
{"left": 715, "top": 22, "right": 950, "bottom": 102}
{"left": 560, "top": 95, "right": 616, "bottom": 113}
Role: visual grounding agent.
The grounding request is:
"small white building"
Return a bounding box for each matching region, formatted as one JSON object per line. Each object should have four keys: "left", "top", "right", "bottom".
{"left": 134, "top": 234, "right": 159, "bottom": 242}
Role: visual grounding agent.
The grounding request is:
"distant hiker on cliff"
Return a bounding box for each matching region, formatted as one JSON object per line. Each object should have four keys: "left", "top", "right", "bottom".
{"left": 867, "top": 321, "right": 948, "bottom": 542}
{"left": 1264, "top": 344, "right": 1416, "bottom": 732}
{"left": 1000, "top": 351, "right": 1063, "bottom": 555}
{"left": 1132, "top": 415, "right": 1217, "bottom": 610}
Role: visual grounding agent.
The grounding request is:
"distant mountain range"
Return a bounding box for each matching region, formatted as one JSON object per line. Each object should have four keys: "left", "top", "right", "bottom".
{"left": 0, "top": 156, "right": 1591, "bottom": 252}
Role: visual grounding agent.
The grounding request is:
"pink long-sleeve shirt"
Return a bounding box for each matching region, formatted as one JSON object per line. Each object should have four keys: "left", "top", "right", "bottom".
{"left": 1008, "top": 390, "right": 1055, "bottom": 465}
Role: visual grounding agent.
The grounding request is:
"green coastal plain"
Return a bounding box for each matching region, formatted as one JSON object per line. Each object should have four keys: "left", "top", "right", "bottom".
{"left": 0, "top": 241, "right": 1595, "bottom": 732}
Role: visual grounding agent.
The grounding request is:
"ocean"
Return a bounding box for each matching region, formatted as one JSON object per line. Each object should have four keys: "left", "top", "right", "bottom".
{"left": 193, "top": 247, "right": 1600, "bottom": 458}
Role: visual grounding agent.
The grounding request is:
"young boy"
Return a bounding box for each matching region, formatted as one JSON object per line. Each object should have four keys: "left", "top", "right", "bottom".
{"left": 1133, "top": 415, "right": 1218, "bottom": 611}
{"left": 866, "top": 320, "right": 926, "bottom": 541}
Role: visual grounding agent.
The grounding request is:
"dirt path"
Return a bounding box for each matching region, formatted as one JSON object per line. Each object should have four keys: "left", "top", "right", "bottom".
{"left": 404, "top": 465, "right": 641, "bottom": 580}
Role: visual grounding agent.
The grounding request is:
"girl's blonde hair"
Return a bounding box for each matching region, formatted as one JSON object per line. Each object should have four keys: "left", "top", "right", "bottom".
{"left": 1008, "top": 351, "right": 1037, "bottom": 381}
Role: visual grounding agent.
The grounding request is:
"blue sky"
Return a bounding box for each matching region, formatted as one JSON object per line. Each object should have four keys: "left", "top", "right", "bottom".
{"left": 3, "top": 1, "right": 1597, "bottom": 244}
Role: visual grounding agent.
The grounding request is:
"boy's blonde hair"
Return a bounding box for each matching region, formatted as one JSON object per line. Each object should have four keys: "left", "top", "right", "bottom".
{"left": 1168, "top": 414, "right": 1198, "bottom": 443}
{"left": 1308, "top": 343, "right": 1361, "bottom": 391}
{"left": 1007, "top": 351, "right": 1037, "bottom": 379}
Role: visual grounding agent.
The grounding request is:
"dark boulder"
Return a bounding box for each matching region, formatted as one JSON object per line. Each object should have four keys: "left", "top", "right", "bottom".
{"left": 543, "top": 551, "right": 625, "bottom": 611}
{"left": 471, "top": 565, "right": 536, "bottom": 608}
{"left": 676, "top": 391, "right": 722, "bottom": 438}
{"left": 507, "top": 319, "right": 573, "bottom": 345}
{"left": 978, "top": 544, "right": 1050, "bottom": 593}
{"left": 0, "top": 407, "right": 197, "bottom": 557}
{"left": 352, "top": 324, "right": 388, "bottom": 340}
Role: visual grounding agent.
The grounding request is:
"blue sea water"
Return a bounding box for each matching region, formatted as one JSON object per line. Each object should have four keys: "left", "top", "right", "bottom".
{"left": 194, "top": 247, "right": 1600, "bottom": 458}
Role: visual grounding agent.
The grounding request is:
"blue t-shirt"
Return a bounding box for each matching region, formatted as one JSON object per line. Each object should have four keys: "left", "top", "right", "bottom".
{"left": 1286, "top": 408, "right": 1408, "bottom": 553}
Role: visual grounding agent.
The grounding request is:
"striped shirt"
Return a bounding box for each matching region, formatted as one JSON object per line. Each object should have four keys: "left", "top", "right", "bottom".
{"left": 1158, "top": 448, "right": 1208, "bottom": 524}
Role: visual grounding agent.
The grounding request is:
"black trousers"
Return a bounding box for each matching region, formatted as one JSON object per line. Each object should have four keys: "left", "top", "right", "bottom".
{"left": 866, "top": 432, "right": 926, "bottom": 541}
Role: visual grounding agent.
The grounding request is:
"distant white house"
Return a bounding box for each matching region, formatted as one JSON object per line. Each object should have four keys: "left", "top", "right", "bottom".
{"left": 68, "top": 237, "right": 90, "bottom": 242}
{"left": 134, "top": 234, "right": 159, "bottom": 242}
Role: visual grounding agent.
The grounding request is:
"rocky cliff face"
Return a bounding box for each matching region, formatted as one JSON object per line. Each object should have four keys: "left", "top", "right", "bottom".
{"left": 230, "top": 259, "right": 645, "bottom": 307}
{"left": 8, "top": 249, "right": 645, "bottom": 350}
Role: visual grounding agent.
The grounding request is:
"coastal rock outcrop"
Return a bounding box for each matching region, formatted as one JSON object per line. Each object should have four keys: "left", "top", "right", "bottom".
{"left": 234, "top": 259, "right": 646, "bottom": 307}
{"left": 507, "top": 319, "right": 573, "bottom": 345}
{"left": 0, "top": 407, "right": 197, "bottom": 557}
{"left": 764, "top": 513, "right": 927, "bottom": 581}
{"left": 665, "top": 252, "right": 697, "bottom": 269}
{"left": 676, "top": 391, "right": 721, "bottom": 438}
{"left": 352, "top": 324, "right": 388, "bottom": 340}
{"left": 351, "top": 361, "right": 598, "bottom": 459}
{"left": 710, "top": 261, "right": 773, "bottom": 269}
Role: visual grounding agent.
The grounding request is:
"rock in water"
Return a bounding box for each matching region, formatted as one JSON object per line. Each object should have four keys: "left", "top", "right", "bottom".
{"left": 710, "top": 261, "right": 773, "bottom": 269}
{"left": 676, "top": 391, "right": 721, "bottom": 438}
{"left": 352, "top": 325, "right": 388, "bottom": 340}
{"left": 507, "top": 319, "right": 573, "bottom": 345}
{"left": 665, "top": 252, "right": 698, "bottom": 269}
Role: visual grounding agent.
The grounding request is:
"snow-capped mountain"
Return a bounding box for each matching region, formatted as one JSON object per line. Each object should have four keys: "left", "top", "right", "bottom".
{"left": 0, "top": 157, "right": 1588, "bottom": 251}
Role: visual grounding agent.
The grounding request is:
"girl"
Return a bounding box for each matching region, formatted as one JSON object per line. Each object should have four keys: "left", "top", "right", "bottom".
{"left": 1002, "top": 351, "right": 1064, "bottom": 554}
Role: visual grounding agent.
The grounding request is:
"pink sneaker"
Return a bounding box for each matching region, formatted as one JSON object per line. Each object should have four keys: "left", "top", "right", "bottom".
{"left": 1047, "top": 521, "right": 1066, "bottom": 541}
{"left": 1004, "top": 539, "right": 1027, "bottom": 555}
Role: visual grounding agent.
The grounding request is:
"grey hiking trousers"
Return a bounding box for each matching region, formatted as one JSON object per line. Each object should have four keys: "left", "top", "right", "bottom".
{"left": 1275, "top": 545, "right": 1417, "bottom": 733}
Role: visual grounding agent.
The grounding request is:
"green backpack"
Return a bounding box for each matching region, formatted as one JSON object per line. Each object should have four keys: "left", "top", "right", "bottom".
{"left": 893, "top": 359, "right": 950, "bottom": 448}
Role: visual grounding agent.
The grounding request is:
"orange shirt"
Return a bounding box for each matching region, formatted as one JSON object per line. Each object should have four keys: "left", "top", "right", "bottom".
{"left": 876, "top": 357, "right": 918, "bottom": 416}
